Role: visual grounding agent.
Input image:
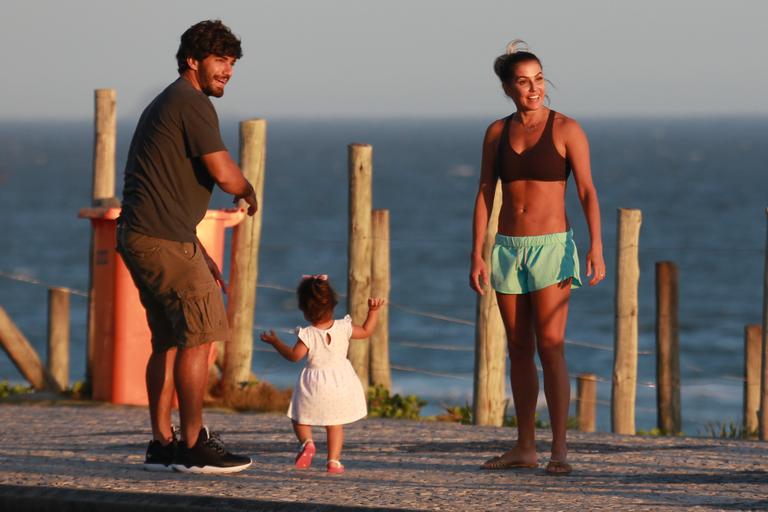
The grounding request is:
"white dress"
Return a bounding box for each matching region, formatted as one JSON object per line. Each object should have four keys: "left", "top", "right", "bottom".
{"left": 287, "top": 315, "right": 368, "bottom": 426}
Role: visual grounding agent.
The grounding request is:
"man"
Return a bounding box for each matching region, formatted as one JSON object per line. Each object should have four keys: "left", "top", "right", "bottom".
{"left": 117, "top": 20, "right": 257, "bottom": 474}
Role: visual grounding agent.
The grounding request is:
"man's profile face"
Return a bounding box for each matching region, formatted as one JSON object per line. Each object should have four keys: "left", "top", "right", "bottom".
{"left": 190, "top": 54, "right": 237, "bottom": 98}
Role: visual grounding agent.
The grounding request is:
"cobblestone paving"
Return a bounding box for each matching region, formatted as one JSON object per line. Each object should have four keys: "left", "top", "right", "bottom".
{"left": 0, "top": 403, "right": 766, "bottom": 511}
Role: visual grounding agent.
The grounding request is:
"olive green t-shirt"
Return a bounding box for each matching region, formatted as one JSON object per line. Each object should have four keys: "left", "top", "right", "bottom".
{"left": 119, "top": 78, "right": 226, "bottom": 242}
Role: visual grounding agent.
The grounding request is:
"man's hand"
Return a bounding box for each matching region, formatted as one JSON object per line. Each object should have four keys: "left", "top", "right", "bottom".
{"left": 205, "top": 254, "right": 228, "bottom": 293}
{"left": 235, "top": 186, "right": 258, "bottom": 216}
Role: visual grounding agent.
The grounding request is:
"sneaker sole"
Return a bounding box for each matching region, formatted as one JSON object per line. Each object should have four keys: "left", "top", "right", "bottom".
{"left": 143, "top": 463, "right": 174, "bottom": 472}
{"left": 172, "top": 460, "right": 253, "bottom": 474}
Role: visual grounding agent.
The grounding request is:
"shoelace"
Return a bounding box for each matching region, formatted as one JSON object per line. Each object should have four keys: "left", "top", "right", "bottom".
{"left": 204, "top": 430, "right": 229, "bottom": 455}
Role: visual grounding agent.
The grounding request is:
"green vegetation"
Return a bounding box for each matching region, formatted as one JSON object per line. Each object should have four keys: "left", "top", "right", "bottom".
{"left": 0, "top": 380, "right": 33, "bottom": 398}
{"left": 367, "top": 385, "right": 426, "bottom": 420}
{"left": 637, "top": 427, "right": 684, "bottom": 437}
{"left": 65, "top": 380, "right": 90, "bottom": 399}
{"left": 440, "top": 404, "right": 473, "bottom": 425}
{"left": 703, "top": 420, "right": 757, "bottom": 440}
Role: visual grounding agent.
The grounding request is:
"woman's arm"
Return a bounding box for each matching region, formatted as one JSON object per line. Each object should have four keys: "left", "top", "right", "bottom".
{"left": 470, "top": 120, "right": 503, "bottom": 295}
{"left": 259, "top": 330, "right": 308, "bottom": 362}
{"left": 563, "top": 117, "right": 606, "bottom": 286}
{"left": 351, "top": 298, "right": 386, "bottom": 339}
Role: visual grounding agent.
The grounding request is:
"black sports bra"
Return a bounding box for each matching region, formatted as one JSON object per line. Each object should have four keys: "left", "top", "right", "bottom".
{"left": 495, "top": 109, "right": 571, "bottom": 182}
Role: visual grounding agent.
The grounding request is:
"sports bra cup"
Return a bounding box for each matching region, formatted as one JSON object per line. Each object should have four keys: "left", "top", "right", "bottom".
{"left": 495, "top": 109, "right": 571, "bottom": 183}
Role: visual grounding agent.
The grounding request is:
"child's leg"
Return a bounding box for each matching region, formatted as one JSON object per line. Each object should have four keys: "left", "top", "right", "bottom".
{"left": 325, "top": 425, "right": 344, "bottom": 461}
{"left": 292, "top": 420, "right": 313, "bottom": 443}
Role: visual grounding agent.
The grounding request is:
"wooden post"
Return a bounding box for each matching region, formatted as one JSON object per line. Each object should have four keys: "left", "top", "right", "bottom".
{"left": 577, "top": 373, "right": 598, "bottom": 433}
{"left": 347, "top": 144, "right": 373, "bottom": 386}
{"left": 655, "top": 261, "right": 681, "bottom": 434}
{"left": 223, "top": 119, "right": 267, "bottom": 394}
{"left": 47, "top": 287, "right": 70, "bottom": 391}
{"left": 86, "top": 88, "right": 117, "bottom": 387}
{"left": 0, "top": 307, "right": 61, "bottom": 391}
{"left": 472, "top": 181, "right": 506, "bottom": 426}
{"left": 370, "top": 209, "right": 391, "bottom": 391}
{"left": 92, "top": 89, "right": 117, "bottom": 204}
{"left": 760, "top": 207, "right": 768, "bottom": 440}
{"left": 611, "top": 208, "right": 642, "bottom": 435}
{"left": 745, "top": 325, "right": 761, "bottom": 434}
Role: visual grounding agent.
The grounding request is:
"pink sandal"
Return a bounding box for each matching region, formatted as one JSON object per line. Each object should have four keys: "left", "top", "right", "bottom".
{"left": 294, "top": 440, "right": 315, "bottom": 469}
{"left": 326, "top": 459, "right": 345, "bottom": 474}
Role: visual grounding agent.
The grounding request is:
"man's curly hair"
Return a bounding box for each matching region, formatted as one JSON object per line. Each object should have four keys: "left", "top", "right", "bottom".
{"left": 176, "top": 20, "right": 243, "bottom": 73}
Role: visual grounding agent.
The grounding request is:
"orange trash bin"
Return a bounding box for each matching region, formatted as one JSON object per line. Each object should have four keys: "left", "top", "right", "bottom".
{"left": 79, "top": 207, "right": 245, "bottom": 406}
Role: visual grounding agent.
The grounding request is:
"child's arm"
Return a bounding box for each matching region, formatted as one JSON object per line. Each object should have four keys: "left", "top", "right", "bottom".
{"left": 259, "top": 330, "right": 308, "bottom": 362}
{"left": 351, "top": 297, "right": 386, "bottom": 339}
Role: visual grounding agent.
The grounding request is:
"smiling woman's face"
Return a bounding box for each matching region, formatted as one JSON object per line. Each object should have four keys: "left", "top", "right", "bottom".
{"left": 502, "top": 59, "right": 545, "bottom": 111}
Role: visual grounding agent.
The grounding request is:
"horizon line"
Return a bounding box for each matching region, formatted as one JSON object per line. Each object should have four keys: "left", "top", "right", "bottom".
{"left": 3, "top": 112, "right": 768, "bottom": 124}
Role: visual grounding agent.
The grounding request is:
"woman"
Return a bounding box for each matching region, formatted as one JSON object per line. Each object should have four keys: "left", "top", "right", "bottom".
{"left": 469, "top": 41, "right": 605, "bottom": 476}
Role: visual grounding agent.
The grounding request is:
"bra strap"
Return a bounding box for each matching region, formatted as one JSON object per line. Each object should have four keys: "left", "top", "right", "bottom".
{"left": 543, "top": 109, "right": 556, "bottom": 140}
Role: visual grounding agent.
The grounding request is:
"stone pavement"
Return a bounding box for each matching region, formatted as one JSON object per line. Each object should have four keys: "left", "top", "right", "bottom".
{"left": 0, "top": 402, "right": 766, "bottom": 511}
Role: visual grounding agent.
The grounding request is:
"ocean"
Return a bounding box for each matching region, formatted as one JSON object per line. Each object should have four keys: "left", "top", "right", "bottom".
{"left": 1, "top": 116, "right": 766, "bottom": 435}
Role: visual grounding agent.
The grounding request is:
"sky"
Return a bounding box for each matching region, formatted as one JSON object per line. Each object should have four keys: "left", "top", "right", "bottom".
{"left": 3, "top": 0, "right": 767, "bottom": 121}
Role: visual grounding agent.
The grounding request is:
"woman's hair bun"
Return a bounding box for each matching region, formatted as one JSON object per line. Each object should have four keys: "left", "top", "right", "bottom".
{"left": 506, "top": 39, "right": 531, "bottom": 55}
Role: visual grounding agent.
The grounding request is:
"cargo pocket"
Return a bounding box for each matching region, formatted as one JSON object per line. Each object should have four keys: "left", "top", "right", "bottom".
{"left": 122, "top": 231, "right": 161, "bottom": 259}
{"left": 175, "top": 280, "right": 227, "bottom": 338}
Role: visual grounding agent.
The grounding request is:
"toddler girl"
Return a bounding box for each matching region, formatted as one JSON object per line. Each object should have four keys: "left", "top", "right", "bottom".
{"left": 260, "top": 274, "right": 384, "bottom": 474}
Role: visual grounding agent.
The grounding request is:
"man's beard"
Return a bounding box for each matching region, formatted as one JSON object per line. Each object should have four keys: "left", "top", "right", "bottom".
{"left": 202, "top": 85, "right": 224, "bottom": 98}
{"left": 202, "top": 76, "right": 225, "bottom": 98}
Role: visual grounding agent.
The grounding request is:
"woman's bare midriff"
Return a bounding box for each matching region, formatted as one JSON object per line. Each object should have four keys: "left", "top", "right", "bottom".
{"left": 497, "top": 180, "right": 568, "bottom": 236}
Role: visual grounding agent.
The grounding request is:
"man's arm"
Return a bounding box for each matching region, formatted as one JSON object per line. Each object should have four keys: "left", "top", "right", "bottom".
{"left": 200, "top": 151, "right": 258, "bottom": 215}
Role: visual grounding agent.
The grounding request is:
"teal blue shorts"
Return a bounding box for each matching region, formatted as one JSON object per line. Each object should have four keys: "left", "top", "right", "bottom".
{"left": 491, "top": 230, "right": 582, "bottom": 295}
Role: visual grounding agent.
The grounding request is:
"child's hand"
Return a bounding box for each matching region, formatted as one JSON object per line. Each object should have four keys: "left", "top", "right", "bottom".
{"left": 259, "top": 330, "right": 279, "bottom": 345}
{"left": 367, "top": 297, "right": 386, "bottom": 311}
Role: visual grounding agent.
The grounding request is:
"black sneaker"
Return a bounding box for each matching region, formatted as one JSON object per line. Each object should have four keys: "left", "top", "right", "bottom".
{"left": 143, "top": 425, "right": 179, "bottom": 472}
{"left": 172, "top": 426, "right": 252, "bottom": 474}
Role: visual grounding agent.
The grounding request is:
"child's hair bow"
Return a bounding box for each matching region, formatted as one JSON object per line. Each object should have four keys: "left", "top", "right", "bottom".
{"left": 301, "top": 274, "right": 328, "bottom": 281}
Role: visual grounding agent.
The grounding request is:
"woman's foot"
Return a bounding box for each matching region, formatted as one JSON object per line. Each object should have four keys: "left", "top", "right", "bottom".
{"left": 544, "top": 459, "right": 572, "bottom": 475}
{"left": 547, "top": 444, "right": 569, "bottom": 475}
{"left": 294, "top": 440, "right": 315, "bottom": 469}
{"left": 326, "top": 459, "right": 345, "bottom": 474}
{"left": 481, "top": 447, "right": 537, "bottom": 470}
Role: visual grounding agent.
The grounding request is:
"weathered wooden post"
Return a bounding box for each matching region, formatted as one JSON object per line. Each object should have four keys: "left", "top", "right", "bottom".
{"left": 612, "top": 208, "right": 641, "bottom": 435}
{"left": 655, "top": 261, "right": 681, "bottom": 434}
{"left": 0, "top": 308, "right": 61, "bottom": 392}
{"left": 577, "top": 373, "right": 598, "bottom": 433}
{"left": 370, "top": 209, "right": 391, "bottom": 391}
{"left": 86, "top": 88, "right": 117, "bottom": 386}
{"left": 223, "top": 119, "right": 266, "bottom": 394}
{"left": 47, "top": 287, "right": 70, "bottom": 391}
{"left": 92, "top": 89, "right": 117, "bottom": 204}
{"left": 745, "top": 324, "right": 761, "bottom": 434}
{"left": 760, "top": 208, "right": 768, "bottom": 440}
{"left": 347, "top": 144, "right": 373, "bottom": 386}
{"left": 472, "top": 181, "right": 506, "bottom": 426}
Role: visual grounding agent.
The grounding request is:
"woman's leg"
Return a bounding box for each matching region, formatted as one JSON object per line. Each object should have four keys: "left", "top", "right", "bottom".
{"left": 292, "top": 421, "right": 313, "bottom": 444}
{"left": 530, "top": 280, "right": 571, "bottom": 463}
{"left": 325, "top": 425, "right": 344, "bottom": 462}
{"left": 490, "top": 291, "right": 538, "bottom": 465}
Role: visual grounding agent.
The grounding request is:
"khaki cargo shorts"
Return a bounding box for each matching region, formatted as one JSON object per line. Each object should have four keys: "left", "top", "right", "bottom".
{"left": 116, "top": 225, "right": 229, "bottom": 353}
